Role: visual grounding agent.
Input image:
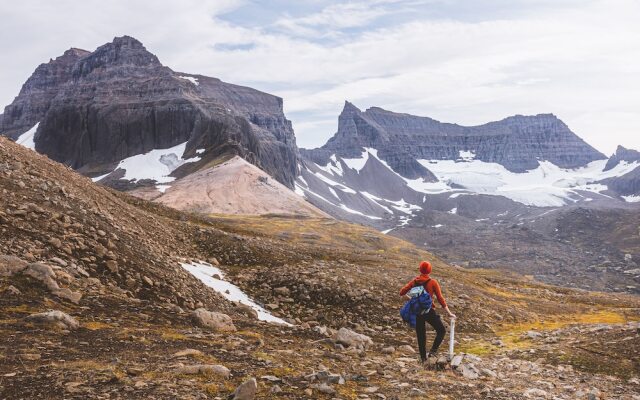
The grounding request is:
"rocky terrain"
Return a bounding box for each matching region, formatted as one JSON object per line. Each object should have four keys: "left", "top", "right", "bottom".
{"left": 297, "top": 102, "right": 640, "bottom": 293}
{"left": 2, "top": 136, "right": 640, "bottom": 399}
{"left": 0, "top": 36, "right": 299, "bottom": 189}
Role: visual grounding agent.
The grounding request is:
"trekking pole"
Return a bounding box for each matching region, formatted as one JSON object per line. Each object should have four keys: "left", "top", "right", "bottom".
{"left": 448, "top": 318, "right": 455, "bottom": 360}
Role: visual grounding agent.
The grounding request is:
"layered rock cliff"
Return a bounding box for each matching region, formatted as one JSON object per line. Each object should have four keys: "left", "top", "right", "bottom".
{"left": 302, "top": 102, "right": 606, "bottom": 177}
{"left": 0, "top": 36, "right": 298, "bottom": 188}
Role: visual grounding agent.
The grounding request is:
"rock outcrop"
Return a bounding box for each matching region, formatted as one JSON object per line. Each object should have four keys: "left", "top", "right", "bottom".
{"left": 0, "top": 36, "right": 298, "bottom": 188}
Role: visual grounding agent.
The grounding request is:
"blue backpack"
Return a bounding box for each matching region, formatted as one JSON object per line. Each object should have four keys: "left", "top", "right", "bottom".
{"left": 400, "top": 282, "right": 433, "bottom": 328}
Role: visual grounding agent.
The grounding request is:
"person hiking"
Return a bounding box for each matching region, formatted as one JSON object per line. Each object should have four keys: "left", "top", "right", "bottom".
{"left": 400, "top": 261, "right": 456, "bottom": 364}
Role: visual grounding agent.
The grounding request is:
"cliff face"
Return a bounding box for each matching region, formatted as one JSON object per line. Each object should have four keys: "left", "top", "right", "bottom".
{"left": 0, "top": 36, "right": 298, "bottom": 188}
{"left": 303, "top": 102, "right": 606, "bottom": 176}
{"left": 604, "top": 145, "right": 640, "bottom": 171}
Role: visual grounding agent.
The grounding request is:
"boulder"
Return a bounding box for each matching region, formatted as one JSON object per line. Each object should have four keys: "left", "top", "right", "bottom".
{"left": 232, "top": 377, "right": 257, "bottom": 400}
{"left": 23, "top": 263, "right": 59, "bottom": 291}
{"left": 334, "top": 327, "right": 373, "bottom": 349}
{"left": 524, "top": 388, "right": 549, "bottom": 398}
{"left": 0, "top": 255, "right": 28, "bottom": 276}
{"left": 174, "top": 364, "right": 230, "bottom": 378}
{"left": 191, "top": 308, "right": 236, "bottom": 332}
{"left": 25, "top": 310, "right": 79, "bottom": 330}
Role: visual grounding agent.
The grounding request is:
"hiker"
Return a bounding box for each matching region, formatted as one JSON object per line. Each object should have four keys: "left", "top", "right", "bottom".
{"left": 400, "top": 261, "right": 456, "bottom": 363}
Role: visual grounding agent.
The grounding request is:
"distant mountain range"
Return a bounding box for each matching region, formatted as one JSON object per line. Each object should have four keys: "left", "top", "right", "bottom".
{"left": 2, "top": 36, "right": 639, "bottom": 292}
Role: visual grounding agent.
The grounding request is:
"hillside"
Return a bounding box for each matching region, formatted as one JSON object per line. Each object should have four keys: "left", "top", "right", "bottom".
{"left": 131, "top": 156, "right": 326, "bottom": 217}
{"left": 1, "top": 136, "right": 639, "bottom": 399}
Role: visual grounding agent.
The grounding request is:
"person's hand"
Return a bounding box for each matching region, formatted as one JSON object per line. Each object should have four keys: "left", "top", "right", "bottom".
{"left": 449, "top": 312, "right": 457, "bottom": 320}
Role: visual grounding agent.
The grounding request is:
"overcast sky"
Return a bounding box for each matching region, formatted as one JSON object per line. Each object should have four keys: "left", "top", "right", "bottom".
{"left": 1, "top": 0, "right": 639, "bottom": 154}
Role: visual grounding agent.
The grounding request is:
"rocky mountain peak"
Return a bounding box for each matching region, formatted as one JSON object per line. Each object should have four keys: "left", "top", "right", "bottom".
{"left": 61, "top": 48, "right": 91, "bottom": 59}
{"left": 340, "top": 100, "right": 362, "bottom": 116}
{"left": 604, "top": 145, "right": 640, "bottom": 171}
{"left": 71, "top": 35, "right": 161, "bottom": 78}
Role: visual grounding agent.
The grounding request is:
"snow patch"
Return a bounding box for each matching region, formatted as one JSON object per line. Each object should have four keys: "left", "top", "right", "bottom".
{"left": 360, "top": 191, "right": 394, "bottom": 214}
{"left": 179, "top": 75, "right": 199, "bottom": 85}
{"left": 294, "top": 183, "right": 306, "bottom": 197}
{"left": 458, "top": 150, "right": 476, "bottom": 161}
{"left": 623, "top": 195, "right": 640, "bottom": 203}
{"left": 15, "top": 122, "right": 40, "bottom": 150}
{"left": 115, "top": 142, "right": 200, "bottom": 184}
{"left": 338, "top": 204, "right": 382, "bottom": 220}
{"left": 181, "top": 261, "right": 290, "bottom": 325}
{"left": 448, "top": 207, "right": 458, "bottom": 215}
{"left": 91, "top": 172, "right": 110, "bottom": 183}
{"left": 317, "top": 155, "right": 344, "bottom": 176}
{"left": 312, "top": 171, "right": 356, "bottom": 193}
{"left": 342, "top": 148, "right": 377, "bottom": 172}
{"left": 432, "top": 224, "right": 443, "bottom": 228}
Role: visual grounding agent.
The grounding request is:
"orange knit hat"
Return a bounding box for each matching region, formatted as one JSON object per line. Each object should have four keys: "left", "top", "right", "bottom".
{"left": 419, "top": 261, "right": 432, "bottom": 275}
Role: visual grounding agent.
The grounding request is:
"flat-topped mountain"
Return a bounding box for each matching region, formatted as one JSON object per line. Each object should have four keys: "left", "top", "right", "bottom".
{"left": 302, "top": 102, "right": 606, "bottom": 178}
{"left": 0, "top": 36, "right": 299, "bottom": 189}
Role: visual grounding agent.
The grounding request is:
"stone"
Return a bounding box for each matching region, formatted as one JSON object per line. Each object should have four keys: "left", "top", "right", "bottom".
{"left": 105, "top": 260, "right": 118, "bottom": 274}
{"left": 312, "top": 383, "right": 336, "bottom": 395}
{"left": 381, "top": 346, "right": 395, "bottom": 354}
{"left": 232, "top": 377, "right": 257, "bottom": 400}
{"left": 524, "top": 388, "right": 548, "bottom": 398}
{"left": 174, "top": 364, "right": 230, "bottom": 378}
{"left": 274, "top": 287, "right": 290, "bottom": 296}
{"left": 191, "top": 308, "right": 236, "bottom": 332}
{"left": 48, "top": 237, "right": 62, "bottom": 249}
{"left": 398, "top": 345, "right": 415, "bottom": 354}
{"left": 270, "top": 385, "right": 282, "bottom": 393}
{"left": 450, "top": 354, "right": 464, "bottom": 368}
{"left": 53, "top": 288, "right": 82, "bottom": 304}
{"left": 0, "top": 255, "right": 28, "bottom": 277}
{"left": 334, "top": 327, "right": 373, "bottom": 349}
{"left": 23, "top": 263, "right": 59, "bottom": 290}
{"left": 173, "top": 349, "right": 203, "bottom": 358}
{"left": 49, "top": 257, "right": 68, "bottom": 267}
{"left": 461, "top": 363, "right": 480, "bottom": 379}
{"left": 25, "top": 310, "right": 79, "bottom": 330}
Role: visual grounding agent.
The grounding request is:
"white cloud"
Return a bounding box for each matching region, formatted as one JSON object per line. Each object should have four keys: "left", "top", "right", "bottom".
{"left": 1, "top": 0, "right": 639, "bottom": 154}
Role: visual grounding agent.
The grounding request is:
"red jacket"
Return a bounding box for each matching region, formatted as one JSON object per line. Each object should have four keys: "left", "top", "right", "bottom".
{"left": 400, "top": 274, "right": 448, "bottom": 309}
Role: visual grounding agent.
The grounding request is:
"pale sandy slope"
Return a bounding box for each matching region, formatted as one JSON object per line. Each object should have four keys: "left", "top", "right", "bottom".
{"left": 133, "top": 156, "right": 328, "bottom": 217}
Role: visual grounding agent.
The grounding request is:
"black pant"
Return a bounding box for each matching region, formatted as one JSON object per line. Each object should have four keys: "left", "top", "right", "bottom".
{"left": 416, "top": 308, "right": 446, "bottom": 361}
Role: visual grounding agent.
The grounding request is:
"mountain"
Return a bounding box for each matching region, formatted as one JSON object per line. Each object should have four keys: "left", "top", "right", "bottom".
{"left": 298, "top": 102, "right": 640, "bottom": 293}
{"left": 0, "top": 36, "right": 299, "bottom": 190}
{"left": 2, "top": 135, "right": 640, "bottom": 399}
{"left": 303, "top": 101, "right": 606, "bottom": 175}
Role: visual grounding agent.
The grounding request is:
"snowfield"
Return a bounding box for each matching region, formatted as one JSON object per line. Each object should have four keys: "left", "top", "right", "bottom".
{"left": 93, "top": 142, "right": 200, "bottom": 190}
{"left": 417, "top": 158, "right": 639, "bottom": 207}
